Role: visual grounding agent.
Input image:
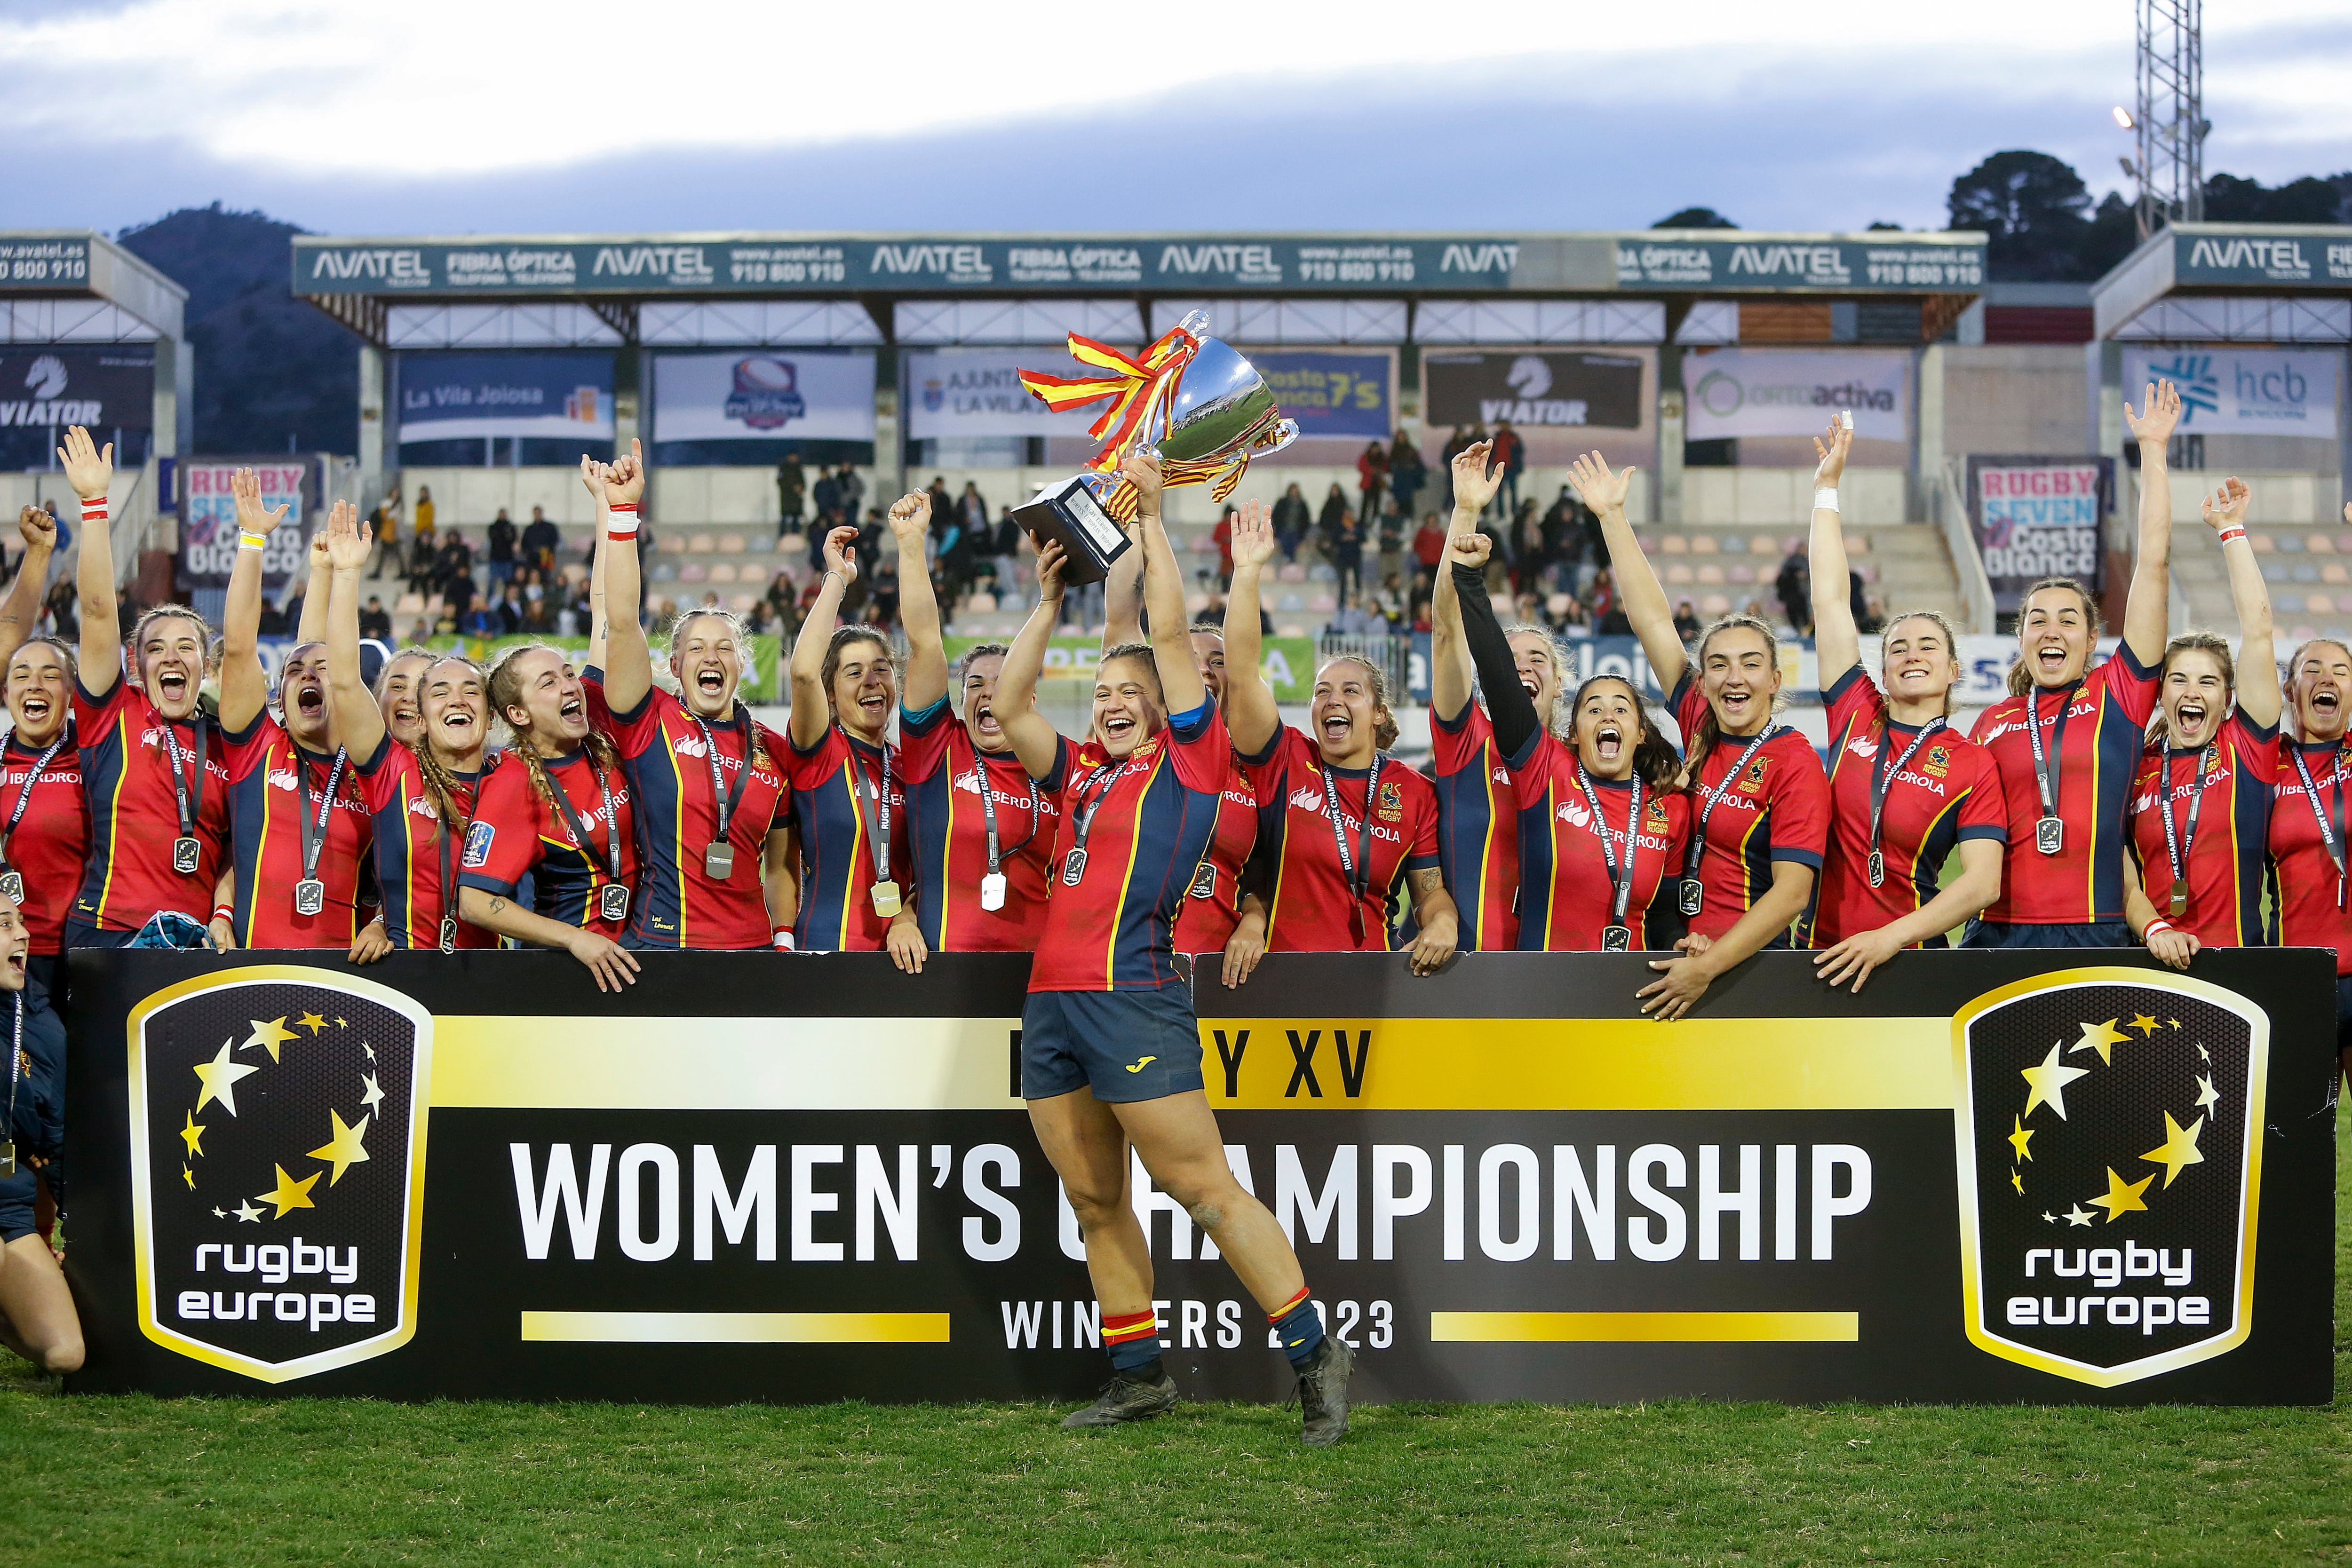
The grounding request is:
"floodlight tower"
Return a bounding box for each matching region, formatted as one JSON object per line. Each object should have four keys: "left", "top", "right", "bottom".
{"left": 2131, "top": 0, "right": 2207, "bottom": 238}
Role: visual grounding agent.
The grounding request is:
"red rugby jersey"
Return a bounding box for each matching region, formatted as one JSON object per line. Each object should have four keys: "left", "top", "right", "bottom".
{"left": 785, "top": 725, "right": 912, "bottom": 952}
{"left": 1171, "top": 758, "right": 1258, "bottom": 956}
{"left": 0, "top": 731, "right": 87, "bottom": 955}
{"left": 2270, "top": 738, "right": 2352, "bottom": 975}
{"left": 1504, "top": 729, "right": 1689, "bottom": 950}
{"left": 458, "top": 746, "right": 639, "bottom": 939}
{"left": 1028, "top": 701, "right": 1230, "bottom": 993}
{"left": 1966, "top": 649, "right": 2159, "bottom": 925}
{"left": 1809, "top": 669, "right": 2007, "bottom": 947}
{"left": 1429, "top": 700, "right": 1519, "bottom": 951}
{"left": 2127, "top": 711, "right": 2277, "bottom": 950}
{"left": 901, "top": 698, "right": 1063, "bottom": 953}
{"left": 1246, "top": 724, "right": 1442, "bottom": 953}
{"left": 354, "top": 735, "right": 498, "bottom": 950}
{"left": 221, "top": 713, "right": 375, "bottom": 949}
{"left": 594, "top": 678, "right": 790, "bottom": 950}
{"left": 69, "top": 675, "right": 231, "bottom": 932}
{"left": 1671, "top": 675, "right": 1831, "bottom": 944}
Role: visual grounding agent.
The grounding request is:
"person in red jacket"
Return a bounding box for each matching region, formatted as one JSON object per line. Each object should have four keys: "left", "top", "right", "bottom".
{"left": 2126, "top": 477, "right": 2279, "bottom": 963}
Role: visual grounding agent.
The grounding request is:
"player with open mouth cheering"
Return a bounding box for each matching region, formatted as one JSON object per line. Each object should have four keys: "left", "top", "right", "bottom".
{"left": 2271, "top": 509, "right": 2352, "bottom": 1085}
{"left": 0, "top": 503, "right": 84, "bottom": 998}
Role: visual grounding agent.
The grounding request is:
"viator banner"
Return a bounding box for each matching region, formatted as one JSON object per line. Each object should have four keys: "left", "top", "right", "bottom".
{"left": 0, "top": 345, "right": 154, "bottom": 469}
{"left": 66, "top": 950, "right": 2334, "bottom": 1405}
{"left": 1965, "top": 455, "right": 2114, "bottom": 614}
{"left": 1683, "top": 349, "right": 1910, "bottom": 443}
{"left": 1422, "top": 353, "right": 1645, "bottom": 430}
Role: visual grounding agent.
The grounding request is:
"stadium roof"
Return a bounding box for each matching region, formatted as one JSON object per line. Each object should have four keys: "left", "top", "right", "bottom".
{"left": 0, "top": 229, "right": 187, "bottom": 343}
{"left": 289, "top": 229, "right": 1987, "bottom": 349}
{"left": 2092, "top": 222, "right": 2352, "bottom": 342}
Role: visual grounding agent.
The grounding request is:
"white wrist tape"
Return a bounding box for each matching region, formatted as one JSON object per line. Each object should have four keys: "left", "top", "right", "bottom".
{"left": 1813, "top": 488, "right": 1840, "bottom": 514}
{"left": 605, "top": 502, "right": 640, "bottom": 539}
{"left": 80, "top": 496, "right": 109, "bottom": 523}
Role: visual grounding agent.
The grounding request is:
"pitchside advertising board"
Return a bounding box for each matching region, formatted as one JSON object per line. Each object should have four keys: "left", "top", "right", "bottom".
{"left": 1965, "top": 455, "right": 2114, "bottom": 615}
{"left": 0, "top": 346, "right": 155, "bottom": 469}
{"left": 1684, "top": 348, "right": 1910, "bottom": 443}
{"left": 651, "top": 351, "right": 876, "bottom": 444}
{"left": 66, "top": 950, "right": 2333, "bottom": 1404}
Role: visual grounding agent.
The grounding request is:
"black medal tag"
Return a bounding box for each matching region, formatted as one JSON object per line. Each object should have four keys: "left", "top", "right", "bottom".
{"left": 1678, "top": 877, "right": 1704, "bottom": 917}
{"left": 2169, "top": 887, "right": 2189, "bottom": 918}
{"left": 704, "top": 842, "right": 735, "bottom": 881}
{"left": 173, "top": 836, "right": 202, "bottom": 875}
{"left": 1601, "top": 924, "right": 1632, "bottom": 952}
{"left": 979, "top": 872, "right": 1007, "bottom": 911}
{"left": 438, "top": 916, "right": 459, "bottom": 954}
{"left": 1188, "top": 862, "right": 1216, "bottom": 900}
{"left": 868, "top": 879, "right": 901, "bottom": 917}
{"left": 1061, "top": 848, "right": 1088, "bottom": 887}
{"left": 0, "top": 1139, "right": 12, "bottom": 1178}
{"left": 1866, "top": 849, "right": 1885, "bottom": 889}
{"left": 2034, "top": 816, "right": 2064, "bottom": 855}
{"left": 293, "top": 879, "right": 326, "bottom": 918}
{"left": 0, "top": 871, "right": 21, "bottom": 905}
{"left": 599, "top": 883, "right": 631, "bottom": 924}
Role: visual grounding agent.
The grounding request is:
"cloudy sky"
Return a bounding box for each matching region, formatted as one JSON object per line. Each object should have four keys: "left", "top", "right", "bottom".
{"left": 5, "top": 0, "right": 2349, "bottom": 238}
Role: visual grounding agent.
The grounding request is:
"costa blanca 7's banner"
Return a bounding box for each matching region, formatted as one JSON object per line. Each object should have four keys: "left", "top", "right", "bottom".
{"left": 177, "top": 458, "right": 321, "bottom": 596}
{"left": 65, "top": 950, "right": 2333, "bottom": 1405}
{"left": 1965, "top": 455, "right": 2114, "bottom": 615}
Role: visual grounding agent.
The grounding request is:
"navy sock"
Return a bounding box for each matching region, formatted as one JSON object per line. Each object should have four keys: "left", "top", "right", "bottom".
{"left": 1103, "top": 1308, "right": 1162, "bottom": 1375}
{"left": 1270, "top": 1288, "right": 1324, "bottom": 1369}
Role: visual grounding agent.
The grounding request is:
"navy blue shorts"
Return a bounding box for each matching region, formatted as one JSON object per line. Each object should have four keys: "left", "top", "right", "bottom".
{"left": 62, "top": 921, "right": 139, "bottom": 950}
{"left": 1021, "top": 987, "right": 1207, "bottom": 1103}
{"left": 0, "top": 1166, "right": 38, "bottom": 1246}
{"left": 1963, "top": 919, "right": 2135, "bottom": 950}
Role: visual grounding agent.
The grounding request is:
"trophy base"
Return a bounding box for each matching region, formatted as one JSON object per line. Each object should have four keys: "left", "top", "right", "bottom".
{"left": 1010, "top": 475, "right": 1132, "bottom": 586}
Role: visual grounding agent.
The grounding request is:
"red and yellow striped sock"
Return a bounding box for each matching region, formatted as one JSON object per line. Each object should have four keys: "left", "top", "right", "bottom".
{"left": 1269, "top": 1287, "right": 1325, "bottom": 1368}
{"left": 1102, "top": 1307, "right": 1160, "bottom": 1373}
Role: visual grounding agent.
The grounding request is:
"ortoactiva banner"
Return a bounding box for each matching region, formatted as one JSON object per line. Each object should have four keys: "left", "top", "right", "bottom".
{"left": 1965, "top": 455, "right": 2113, "bottom": 614}
{"left": 1684, "top": 348, "right": 1910, "bottom": 443}
{"left": 65, "top": 951, "right": 2334, "bottom": 1404}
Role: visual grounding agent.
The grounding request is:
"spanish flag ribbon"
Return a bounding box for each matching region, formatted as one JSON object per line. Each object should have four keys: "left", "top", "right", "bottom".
{"left": 1017, "top": 325, "right": 1201, "bottom": 477}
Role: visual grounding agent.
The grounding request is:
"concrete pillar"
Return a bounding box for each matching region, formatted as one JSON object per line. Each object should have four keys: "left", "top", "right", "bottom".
{"left": 612, "top": 346, "right": 640, "bottom": 459}
{"left": 1656, "top": 393, "right": 1685, "bottom": 526}
{"left": 358, "top": 345, "right": 386, "bottom": 509}
{"left": 874, "top": 350, "right": 903, "bottom": 500}
{"left": 1915, "top": 343, "right": 1947, "bottom": 524}
{"left": 150, "top": 336, "right": 181, "bottom": 459}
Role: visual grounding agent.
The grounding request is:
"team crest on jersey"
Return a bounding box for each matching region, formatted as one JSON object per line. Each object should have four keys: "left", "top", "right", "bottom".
{"left": 460, "top": 822, "right": 495, "bottom": 868}
{"left": 267, "top": 768, "right": 301, "bottom": 792}
{"left": 1736, "top": 758, "right": 1769, "bottom": 793}
{"left": 1925, "top": 745, "right": 1950, "bottom": 777}
{"left": 1647, "top": 798, "right": 1670, "bottom": 826}
{"left": 1376, "top": 780, "right": 1403, "bottom": 822}
{"left": 408, "top": 797, "right": 438, "bottom": 820}
{"left": 674, "top": 733, "right": 709, "bottom": 759}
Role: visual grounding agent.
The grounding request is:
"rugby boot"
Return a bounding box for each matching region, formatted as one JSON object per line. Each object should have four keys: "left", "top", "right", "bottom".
{"left": 1061, "top": 1368, "right": 1179, "bottom": 1429}
{"left": 1295, "top": 1336, "right": 1355, "bottom": 1446}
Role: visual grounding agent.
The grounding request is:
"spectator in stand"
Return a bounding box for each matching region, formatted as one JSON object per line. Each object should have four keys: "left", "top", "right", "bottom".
{"left": 1375, "top": 500, "right": 1405, "bottom": 587}
{"left": 437, "top": 527, "right": 477, "bottom": 624}
{"left": 367, "top": 494, "right": 400, "bottom": 578}
{"left": 413, "top": 486, "right": 436, "bottom": 548}
{"left": 1315, "top": 483, "right": 1348, "bottom": 561}
{"left": 1387, "top": 432, "right": 1424, "bottom": 521}
{"left": 521, "top": 505, "right": 560, "bottom": 573}
{"left": 837, "top": 464, "right": 865, "bottom": 523}
{"left": 486, "top": 508, "right": 518, "bottom": 588}
{"left": 461, "top": 598, "right": 501, "bottom": 637}
{"left": 959, "top": 481, "right": 989, "bottom": 536}
{"left": 359, "top": 595, "right": 392, "bottom": 641}
{"left": 1355, "top": 439, "right": 1388, "bottom": 533}
{"left": 1491, "top": 420, "right": 1525, "bottom": 516}
{"left": 1269, "top": 483, "right": 1309, "bottom": 563}
{"left": 1774, "top": 546, "right": 1811, "bottom": 635}
{"left": 1591, "top": 568, "right": 1631, "bottom": 635}
{"left": 813, "top": 466, "right": 842, "bottom": 525}
{"left": 765, "top": 568, "right": 796, "bottom": 630}
{"left": 1847, "top": 570, "right": 1876, "bottom": 634}
{"left": 1411, "top": 510, "right": 1447, "bottom": 592}
{"left": 1329, "top": 507, "right": 1365, "bottom": 608}
{"left": 867, "top": 549, "right": 901, "bottom": 629}
{"left": 925, "top": 477, "right": 954, "bottom": 546}
{"left": 1439, "top": 427, "right": 1470, "bottom": 511}
{"left": 1508, "top": 499, "right": 1541, "bottom": 592}
{"left": 1673, "top": 599, "right": 1701, "bottom": 641}
{"left": 498, "top": 582, "right": 525, "bottom": 635}
{"left": 405, "top": 513, "right": 439, "bottom": 594}
{"left": 777, "top": 455, "right": 806, "bottom": 531}
{"left": 1213, "top": 505, "right": 1236, "bottom": 582}
{"left": 1863, "top": 592, "right": 1887, "bottom": 633}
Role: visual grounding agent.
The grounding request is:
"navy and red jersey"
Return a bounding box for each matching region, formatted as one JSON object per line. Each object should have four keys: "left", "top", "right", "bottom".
{"left": 592, "top": 677, "right": 790, "bottom": 950}
{"left": 1967, "top": 649, "right": 2160, "bottom": 925}
{"left": 1808, "top": 669, "right": 2007, "bottom": 947}
{"left": 1503, "top": 729, "right": 1689, "bottom": 950}
{"left": 0, "top": 731, "right": 87, "bottom": 955}
{"left": 221, "top": 713, "right": 374, "bottom": 949}
{"left": 901, "top": 698, "right": 1062, "bottom": 953}
{"left": 458, "top": 746, "right": 639, "bottom": 938}
{"left": 1430, "top": 699, "right": 1519, "bottom": 951}
{"left": 1171, "top": 757, "right": 1258, "bottom": 956}
{"left": 786, "top": 724, "right": 912, "bottom": 952}
{"left": 354, "top": 735, "right": 498, "bottom": 950}
{"left": 1245, "top": 725, "right": 1442, "bottom": 953}
{"left": 2127, "top": 711, "right": 2277, "bottom": 950}
{"left": 1027, "top": 700, "right": 1230, "bottom": 993}
{"left": 2270, "top": 739, "right": 2352, "bottom": 975}
{"left": 70, "top": 675, "right": 231, "bottom": 933}
{"left": 1671, "top": 674, "right": 1831, "bottom": 943}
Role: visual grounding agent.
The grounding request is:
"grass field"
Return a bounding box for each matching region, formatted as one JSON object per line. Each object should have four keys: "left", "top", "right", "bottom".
{"left": 4, "top": 1102, "right": 2346, "bottom": 1566}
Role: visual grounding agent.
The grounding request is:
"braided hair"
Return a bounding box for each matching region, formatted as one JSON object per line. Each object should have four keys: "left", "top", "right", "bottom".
{"left": 408, "top": 653, "right": 489, "bottom": 830}
{"left": 485, "top": 643, "right": 620, "bottom": 812}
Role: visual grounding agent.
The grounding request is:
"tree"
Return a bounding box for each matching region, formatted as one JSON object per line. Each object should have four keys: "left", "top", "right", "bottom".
{"left": 1948, "top": 150, "right": 2094, "bottom": 281}
{"left": 1652, "top": 207, "right": 1738, "bottom": 230}
{"left": 2077, "top": 190, "right": 2139, "bottom": 280}
{"left": 2203, "top": 172, "right": 2345, "bottom": 224}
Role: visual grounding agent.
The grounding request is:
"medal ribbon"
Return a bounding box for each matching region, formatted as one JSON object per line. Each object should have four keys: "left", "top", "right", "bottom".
{"left": 2289, "top": 742, "right": 2350, "bottom": 909}
{"left": 2155, "top": 741, "right": 2216, "bottom": 905}
{"left": 294, "top": 746, "right": 351, "bottom": 889}
{"left": 2025, "top": 682, "right": 2077, "bottom": 825}
{"left": 977, "top": 752, "right": 1040, "bottom": 880}
{"left": 546, "top": 754, "right": 623, "bottom": 886}
{"left": 1573, "top": 766, "right": 1645, "bottom": 930}
{"left": 843, "top": 736, "right": 896, "bottom": 888}
{"left": 690, "top": 712, "right": 751, "bottom": 852}
{"left": 160, "top": 715, "right": 208, "bottom": 853}
{"left": 1867, "top": 718, "right": 1944, "bottom": 877}
{"left": 1319, "top": 755, "right": 1383, "bottom": 945}
{"left": 1684, "top": 726, "right": 1788, "bottom": 884}
{"left": 0, "top": 728, "right": 72, "bottom": 881}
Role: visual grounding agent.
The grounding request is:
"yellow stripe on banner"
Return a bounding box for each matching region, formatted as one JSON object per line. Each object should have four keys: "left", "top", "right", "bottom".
{"left": 522, "top": 1311, "right": 951, "bottom": 1344}
{"left": 1430, "top": 1311, "right": 1859, "bottom": 1343}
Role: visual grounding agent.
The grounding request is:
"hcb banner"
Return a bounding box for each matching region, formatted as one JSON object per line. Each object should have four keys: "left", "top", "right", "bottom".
{"left": 66, "top": 950, "right": 2334, "bottom": 1405}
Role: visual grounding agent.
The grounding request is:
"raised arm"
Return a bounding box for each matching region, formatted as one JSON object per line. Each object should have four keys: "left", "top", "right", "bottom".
{"left": 1446, "top": 533, "right": 1540, "bottom": 761}
{"left": 787, "top": 526, "right": 858, "bottom": 751}
{"left": 2202, "top": 477, "right": 2277, "bottom": 730}
{"left": 1125, "top": 453, "right": 1203, "bottom": 717}
{"left": 1219, "top": 498, "right": 1281, "bottom": 756}
{"left": 1806, "top": 418, "right": 1860, "bottom": 687}
{"left": 890, "top": 490, "right": 947, "bottom": 712}
{"left": 586, "top": 492, "right": 610, "bottom": 673}
{"left": 1433, "top": 439, "right": 1502, "bottom": 722}
{"left": 0, "top": 507, "right": 58, "bottom": 669}
{"left": 994, "top": 539, "right": 1069, "bottom": 779}
{"left": 60, "top": 427, "right": 118, "bottom": 688}
{"left": 320, "top": 501, "right": 385, "bottom": 763}
{"left": 292, "top": 526, "right": 333, "bottom": 645}
{"left": 2121, "top": 380, "right": 2184, "bottom": 668}
{"left": 1102, "top": 542, "right": 1145, "bottom": 650}
{"left": 598, "top": 442, "right": 655, "bottom": 712}
{"left": 221, "top": 467, "right": 294, "bottom": 733}
{"left": 1572, "top": 452, "right": 1680, "bottom": 689}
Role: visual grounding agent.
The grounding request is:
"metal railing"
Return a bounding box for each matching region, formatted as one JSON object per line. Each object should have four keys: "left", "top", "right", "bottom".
{"left": 1938, "top": 459, "right": 1998, "bottom": 634}
{"left": 1317, "top": 633, "right": 1411, "bottom": 704}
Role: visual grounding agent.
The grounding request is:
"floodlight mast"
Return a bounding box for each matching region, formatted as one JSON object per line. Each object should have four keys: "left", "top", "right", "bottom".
{"left": 2132, "top": 0, "right": 2206, "bottom": 240}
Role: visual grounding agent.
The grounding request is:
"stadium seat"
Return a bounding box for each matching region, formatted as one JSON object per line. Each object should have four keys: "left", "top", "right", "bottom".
{"left": 2306, "top": 533, "right": 2335, "bottom": 554}
{"left": 2338, "top": 532, "right": 2352, "bottom": 552}
{"left": 1665, "top": 563, "right": 1695, "bottom": 585}
{"left": 1278, "top": 591, "right": 1304, "bottom": 610}
{"left": 2278, "top": 533, "right": 2306, "bottom": 553}
{"left": 1750, "top": 536, "right": 1781, "bottom": 556}
{"left": 967, "top": 592, "right": 996, "bottom": 613}
{"left": 1691, "top": 536, "right": 1720, "bottom": 555}
{"left": 650, "top": 563, "right": 678, "bottom": 583}
{"left": 680, "top": 562, "right": 708, "bottom": 584}
{"left": 780, "top": 533, "right": 807, "bottom": 557}
{"left": 1309, "top": 563, "right": 1336, "bottom": 583}
{"left": 1726, "top": 564, "right": 1755, "bottom": 585}
{"left": 1278, "top": 562, "right": 1308, "bottom": 583}
{"left": 394, "top": 593, "right": 423, "bottom": 616}
{"left": 1697, "top": 564, "right": 1724, "bottom": 585}
{"left": 2322, "top": 563, "right": 2347, "bottom": 585}
{"left": 1846, "top": 533, "right": 1871, "bottom": 554}
{"left": 687, "top": 532, "right": 715, "bottom": 554}
{"left": 1700, "top": 593, "right": 1732, "bottom": 615}
{"left": 2262, "top": 562, "right": 2288, "bottom": 582}
{"left": 2294, "top": 564, "right": 2320, "bottom": 584}
{"left": 1310, "top": 593, "right": 1337, "bottom": 612}
{"left": 1546, "top": 592, "right": 1573, "bottom": 617}
{"left": 562, "top": 563, "right": 588, "bottom": 586}
{"left": 730, "top": 593, "right": 758, "bottom": 613}
{"left": 746, "top": 533, "right": 773, "bottom": 553}
{"left": 708, "top": 563, "right": 739, "bottom": 585}
{"left": 2250, "top": 534, "right": 2275, "bottom": 553}
{"left": 1185, "top": 591, "right": 1210, "bottom": 613}
{"left": 717, "top": 534, "right": 746, "bottom": 554}
{"left": 1660, "top": 535, "right": 1688, "bottom": 554}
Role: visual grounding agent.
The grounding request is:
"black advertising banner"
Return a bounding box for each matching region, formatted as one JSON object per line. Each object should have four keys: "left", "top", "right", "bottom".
{"left": 1965, "top": 455, "right": 2113, "bottom": 615}
{"left": 0, "top": 346, "right": 155, "bottom": 471}
{"left": 64, "top": 951, "right": 2335, "bottom": 1406}
{"left": 1422, "top": 352, "right": 1646, "bottom": 431}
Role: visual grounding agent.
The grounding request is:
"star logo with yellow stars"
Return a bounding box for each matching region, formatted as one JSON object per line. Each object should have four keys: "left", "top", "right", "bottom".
{"left": 2068, "top": 1018, "right": 2130, "bottom": 1065}
{"left": 192, "top": 1040, "right": 261, "bottom": 1117}
{"left": 2140, "top": 1112, "right": 2205, "bottom": 1188}
{"left": 359, "top": 1072, "right": 384, "bottom": 1112}
{"left": 253, "top": 1164, "right": 320, "bottom": 1220}
{"left": 2020, "top": 1042, "right": 2091, "bottom": 1121}
{"left": 2062, "top": 1204, "right": 2095, "bottom": 1227}
{"left": 2088, "top": 1166, "right": 2154, "bottom": 1223}
{"left": 2007, "top": 1116, "right": 2034, "bottom": 1163}
{"left": 241, "top": 1016, "right": 299, "bottom": 1062}
{"left": 306, "top": 1110, "right": 371, "bottom": 1186}
{"left": 296, "top": 1012, "right": 329, "bottom": 1035}
{"left": 2193, "top": 1074, "right": 2219, "bottom": 1111}
{"left": 2128, "top": 1014, "right": 2160, "bottom": 1037}
{"left": 179, "top": 1110, "right": 207, "bottom": 1158}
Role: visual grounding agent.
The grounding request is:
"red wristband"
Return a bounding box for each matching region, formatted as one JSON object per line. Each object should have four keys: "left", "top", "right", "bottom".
{"left": 606, "top": 502, "right": 640, "bottom": 542}
{"left": 211, "top": 904, "right": 233, "bottom": 924}
{"left": 2142, "top": 917, "right": 2174, "bottom": 942}
{"left": 81, "top": 496, "right": 109, "bottom": 521}
{"left": 771, "top": 927, "right": 795, "bottom": 950}
{"left": 2216, "top": 524, "right": 2246, "bottom": 545}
